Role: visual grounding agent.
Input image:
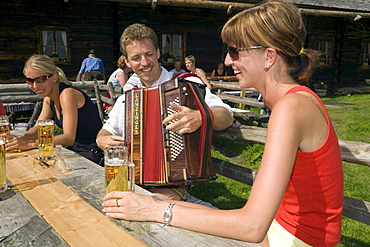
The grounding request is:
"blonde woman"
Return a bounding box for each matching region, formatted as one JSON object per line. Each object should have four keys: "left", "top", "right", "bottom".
{"left": 4, "top": 54, "right": 103, "bottom": 165}
{"left": 185, "top": 55, "right": 212, "bottom": 89}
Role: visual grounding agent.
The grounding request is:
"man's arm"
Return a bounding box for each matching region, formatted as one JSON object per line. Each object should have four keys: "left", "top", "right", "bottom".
{"left": 96, "top": 129, "right": 125, "bottom": 150}
{"left": 211, "top": 106, "right": 233, "bottom": 131}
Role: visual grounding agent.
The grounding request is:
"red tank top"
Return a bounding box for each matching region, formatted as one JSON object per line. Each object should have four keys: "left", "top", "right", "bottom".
{"left": 275, "top": 86, "right": 343, "bottom": 246}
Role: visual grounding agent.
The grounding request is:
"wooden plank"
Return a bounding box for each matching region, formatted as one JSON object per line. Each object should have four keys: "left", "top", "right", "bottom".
{"left": 343, "top": 196, "right": 370, "bottom": 225}
{"left": 102, "top": 0, "right": 370, "bottom": 18}
{"left": 212, "top": 157, "right": 256, "bottom": 186}
{"left": 0, "top": 95, "right": 43, "bottom": 103}
{"left": 215, "top": 93, "right": 266, "bottom": 108}
{"left": 4, "top": 149, "right": 260, "bottom": 247}
{"left": 211, "top": 81, "right": 245, "bottom": 91}
{"left": 5, "top": 150, "right": 146, "bottom": 247}
{"left": 213, "top": 124, "right": 370, "bottom": 167}
{"left": 0, "top": 185, "right": 69, "bottom": 246}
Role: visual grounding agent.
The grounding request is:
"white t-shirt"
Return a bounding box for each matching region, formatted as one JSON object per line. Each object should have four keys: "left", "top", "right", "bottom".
{"left": 103, "top": 66, "right": 232, "bottom": 137}
{"left": 108, "top": 68, "right": 125, "bottom": 87}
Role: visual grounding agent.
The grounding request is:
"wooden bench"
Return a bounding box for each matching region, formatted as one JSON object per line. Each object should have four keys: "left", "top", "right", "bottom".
{"left": 212, "top": 124, "right": 370, "bottom": 226}
{"left": 231, "top": 108, "right": 270, "bottom": 127}
{"left": 0, "top": 81, "right": 106, "bottom": 126}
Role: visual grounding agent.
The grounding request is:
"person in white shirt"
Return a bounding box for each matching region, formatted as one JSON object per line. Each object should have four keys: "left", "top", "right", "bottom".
{"left": 97, "top": 23, "right": 233, "bottom": 201}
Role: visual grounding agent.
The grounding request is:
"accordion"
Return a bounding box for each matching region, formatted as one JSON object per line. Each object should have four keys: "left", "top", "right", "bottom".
{"left": 124, "top": 73, "right": 217, "bottom": 186}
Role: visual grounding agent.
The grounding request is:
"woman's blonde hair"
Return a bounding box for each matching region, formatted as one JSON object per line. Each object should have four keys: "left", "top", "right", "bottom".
{"left": 23, "top": 54, "right": 70, "bottom": 84}
{"left": 221, "top": 0, "right": 320, "bottom": 83}
{"left": 185, "top": 55, "right": 196, "bottom": 64}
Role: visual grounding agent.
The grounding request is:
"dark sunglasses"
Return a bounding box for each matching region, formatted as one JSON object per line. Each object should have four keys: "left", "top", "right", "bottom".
{"left": 227, "top": 45, "right": 265, "bottom": 60}
{"left": 25, "top": 75, "right": 52, "bottom": 85}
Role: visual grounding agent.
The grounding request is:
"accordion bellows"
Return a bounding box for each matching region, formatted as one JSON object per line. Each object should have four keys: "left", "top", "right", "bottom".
{"left": 125, "top": 73, "right": 217, "bottom": 186}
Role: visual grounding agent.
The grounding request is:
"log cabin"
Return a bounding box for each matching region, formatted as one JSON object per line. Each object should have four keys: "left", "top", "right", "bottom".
{"left": 0, "top": 0, "right": 369, "bottom": 93}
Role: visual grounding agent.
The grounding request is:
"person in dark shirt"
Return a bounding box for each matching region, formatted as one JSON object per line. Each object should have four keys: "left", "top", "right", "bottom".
{"left": 5, "top": 54, "right": 104, "bottom": 165}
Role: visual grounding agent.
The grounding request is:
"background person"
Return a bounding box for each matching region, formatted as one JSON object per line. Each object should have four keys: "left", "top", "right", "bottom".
{"left": 97, "top": 23, "right": 233, "bottom": 202}
{"left": 169, "top": 60, "right": 186, "bottom": 74}
{"left": 102, "top": 1, "right": 343, "bottom": 246}
{"left": 77, "top": 49, "right": 106, "bottom": 82}
{"left": 4, "top": 54, "right": 104, "bottom": 165}
{"left": 108, "top": 55, "right": 132, "bottom": 87}
{"left": 185, "top": 55, "right": 212, "bottom": 90}
{"left": 210, "top": 61, "right": 227, "bottom": 77}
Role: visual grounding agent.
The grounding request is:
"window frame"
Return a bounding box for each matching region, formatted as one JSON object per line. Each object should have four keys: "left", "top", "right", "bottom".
{"left": 38, "top": 27, "right": 70, "bottom": 64}
{"left": 316, "top": 38, "right": 334, "bottom": 67}
{"left": 360, "top": 41, "right": 370, "bottom": 67}
{"left": 160, "top": 33, "right": 185, "bottom": 65}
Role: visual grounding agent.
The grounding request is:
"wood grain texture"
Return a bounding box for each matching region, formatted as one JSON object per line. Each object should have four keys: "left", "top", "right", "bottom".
{"left": 5, "top": 149, "right": 146, "bottom": 247}
{"left": 3, "top": 148, "right": 260, "bottom": 247}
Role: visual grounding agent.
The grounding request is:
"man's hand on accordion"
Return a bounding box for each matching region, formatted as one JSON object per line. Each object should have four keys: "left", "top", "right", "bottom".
{"left": 163, "top": 102, "right": 202, "bottom": 135}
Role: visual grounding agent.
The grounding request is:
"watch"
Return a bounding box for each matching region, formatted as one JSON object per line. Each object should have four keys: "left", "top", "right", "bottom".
{"left": 163, "top": 202, "right": 175, "bottom": 227}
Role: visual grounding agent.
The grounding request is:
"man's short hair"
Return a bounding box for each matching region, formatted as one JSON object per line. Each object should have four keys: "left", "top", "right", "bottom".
{"left": 120, "top": 23, "right": 159, "bottom": 57}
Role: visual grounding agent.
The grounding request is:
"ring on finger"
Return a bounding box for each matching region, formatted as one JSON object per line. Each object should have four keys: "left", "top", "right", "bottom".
{"left": 115, "top": 199, "right": 120, "bottom": 207}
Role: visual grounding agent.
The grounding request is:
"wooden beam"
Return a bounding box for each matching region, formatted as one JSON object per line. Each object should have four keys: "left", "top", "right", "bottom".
{"left": 98, "top": 0, "right": 370, "bottom": 18}
{"left": 215, "top": 93, "right": 266, "bottom": 108}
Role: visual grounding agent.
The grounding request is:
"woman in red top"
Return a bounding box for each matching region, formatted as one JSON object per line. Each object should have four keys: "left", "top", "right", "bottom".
{"left": 102, "top": 1, "right": 343, "bottom": 246}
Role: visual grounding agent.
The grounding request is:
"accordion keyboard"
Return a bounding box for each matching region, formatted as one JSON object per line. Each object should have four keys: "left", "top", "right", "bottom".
{"left": 166, "top": 97, "right": 185, "bottom": 161}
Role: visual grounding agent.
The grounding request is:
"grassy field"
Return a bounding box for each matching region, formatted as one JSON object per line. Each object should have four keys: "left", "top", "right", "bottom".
{"left": 189, "top": 93, "right": 370, "bottom": 246}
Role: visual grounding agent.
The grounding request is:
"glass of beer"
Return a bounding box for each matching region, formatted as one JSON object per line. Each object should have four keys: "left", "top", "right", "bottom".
{"left": 38, "top": 119, "right": 54, "bottom": 160}
{"left": 0, "top": 116, "right": 10, "bottom": 135}
{"left": 0, "top": 136, "right": 7, "bottom": 193}
{"left": 104, "top": 146, "right": 135, "bottom": 194}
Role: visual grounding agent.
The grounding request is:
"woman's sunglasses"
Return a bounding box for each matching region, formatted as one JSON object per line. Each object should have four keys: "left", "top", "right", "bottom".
{"left": 227, "top": 46, "right": 265, "bottom": 60}
{"left": 26, "top": 75, "right": 52, "bottom": 85}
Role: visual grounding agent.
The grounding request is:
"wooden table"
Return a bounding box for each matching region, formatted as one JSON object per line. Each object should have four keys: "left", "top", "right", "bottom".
{"left": 1, "top": 148, "right": 259, "bottom": 247}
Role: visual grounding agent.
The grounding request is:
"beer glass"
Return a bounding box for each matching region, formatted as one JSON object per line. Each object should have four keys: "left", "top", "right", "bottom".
{"left": 0, "top": 115, "right": 10, "bottom": 135}
{"left": 0, "top": 136, "right": 7, "bottom": 193}
{"left": 38, "top": 119, "right": 54, "bottom": 160}
{"left": 104, "top": 146, "right": 135, "bottom": 194}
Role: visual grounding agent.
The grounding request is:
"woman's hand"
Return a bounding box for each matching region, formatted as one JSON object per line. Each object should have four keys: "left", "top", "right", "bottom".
{"left": 102, "top": 191, "right": 165, "bottom": 222}
{"left": 3, "top": 134, "right": 36, "bottom": 152}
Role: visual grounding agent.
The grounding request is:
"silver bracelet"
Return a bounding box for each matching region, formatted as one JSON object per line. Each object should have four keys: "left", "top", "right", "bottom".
{"left": 163, "top": 202, "right": 175, "bottom": 227}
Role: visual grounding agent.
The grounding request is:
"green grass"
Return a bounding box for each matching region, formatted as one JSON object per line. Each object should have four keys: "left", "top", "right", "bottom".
{"left": 189, "top": 94, "right": 370, "bottom": 246}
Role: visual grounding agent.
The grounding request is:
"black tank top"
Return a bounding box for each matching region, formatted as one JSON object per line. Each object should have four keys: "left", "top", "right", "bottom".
{"left": 50, "top": 83, "right": 102, "bottom": 145}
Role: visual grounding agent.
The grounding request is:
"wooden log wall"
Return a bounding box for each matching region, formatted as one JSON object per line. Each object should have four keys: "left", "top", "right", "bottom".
{"left": 0, "top": 0, "right": 370, "bottom": 88}
{"left": 0, "top": 0, "right": 116, "bottom": 83}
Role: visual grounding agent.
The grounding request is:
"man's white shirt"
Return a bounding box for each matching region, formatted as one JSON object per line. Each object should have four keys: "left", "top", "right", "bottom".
{"left": 102, "top": 66, "right": 232, "bottom": 138}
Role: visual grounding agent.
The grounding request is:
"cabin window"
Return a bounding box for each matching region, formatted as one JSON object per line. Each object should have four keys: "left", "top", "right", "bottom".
{"left": 360, "top": 42, "right": 370, "bottom": 67}
{"left": 41, "top": 30, "right": 69, "bottom": 63}
{"left": 161, "top": 34, "right": 182, "bottom": 64}
{"left": 316, "top": 39, "right": 334, "bottom": 66}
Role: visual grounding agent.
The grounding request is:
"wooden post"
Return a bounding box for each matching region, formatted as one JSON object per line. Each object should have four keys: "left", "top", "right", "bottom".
{"left": 239, "top": 90, "right": 246, "bottom": 109}
{"left": 93, "top": 80, "right": 104, "bottom": 122}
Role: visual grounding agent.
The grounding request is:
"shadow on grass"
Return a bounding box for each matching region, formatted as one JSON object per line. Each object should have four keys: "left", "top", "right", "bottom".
{"left": 340, "top": 235, "right": 370, "bottom": 247}
{"left": 189, "top": 180, "right": 247, "bottom": 210}
{"left": 213, "top": 136, "right": 252, "bottom": 158}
